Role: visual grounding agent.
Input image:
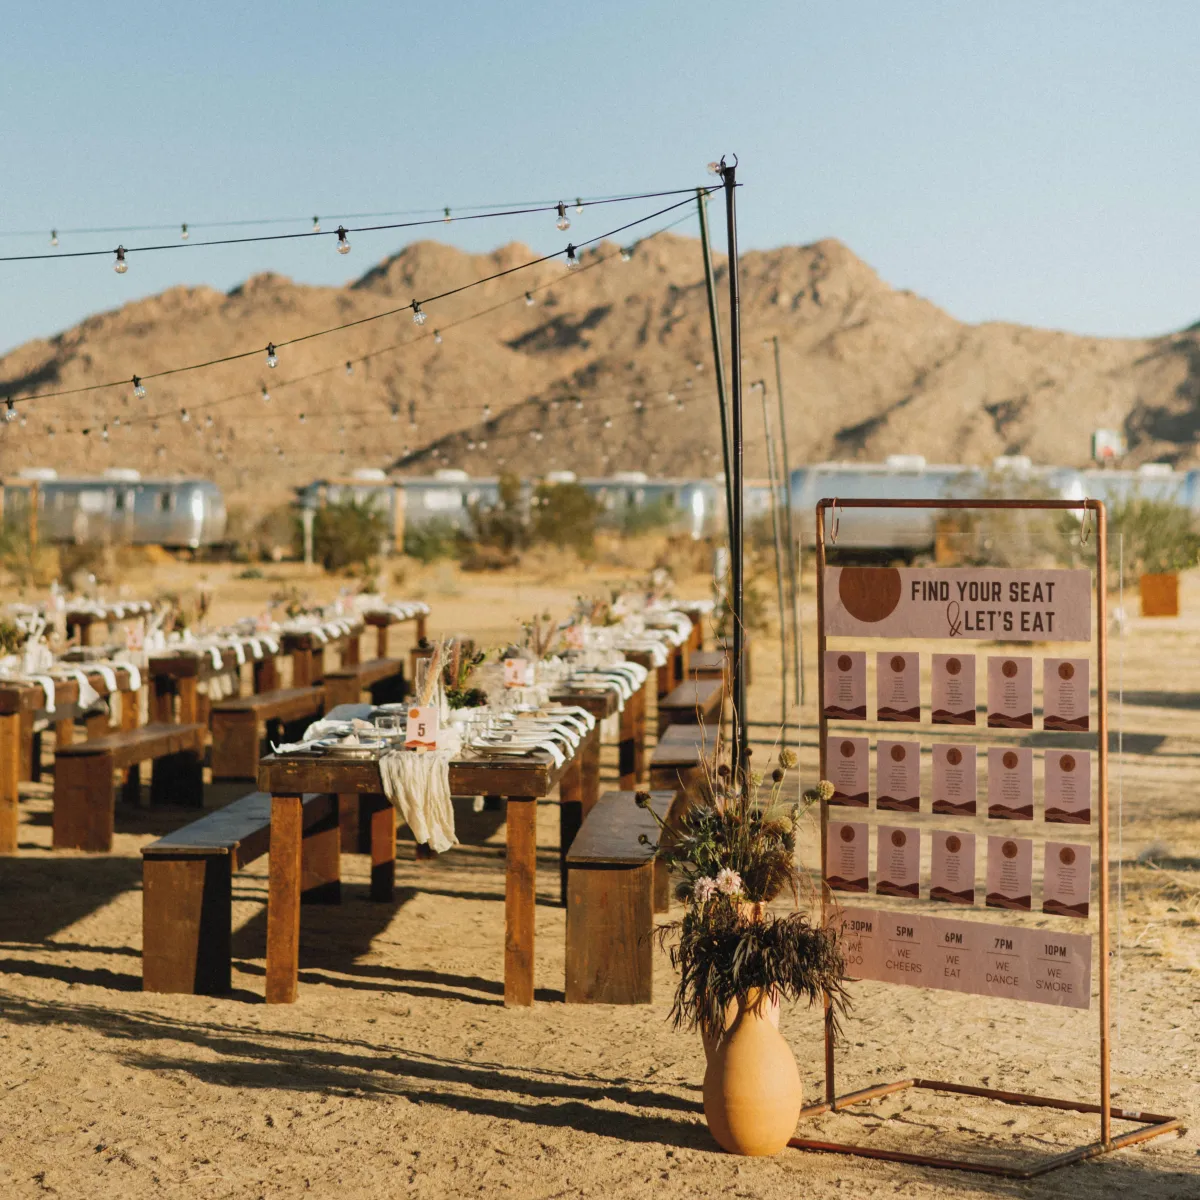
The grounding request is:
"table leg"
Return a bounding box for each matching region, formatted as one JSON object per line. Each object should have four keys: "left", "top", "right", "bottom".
{"left": 369, "top": 795, "right": 396, "bottom": 901}
{"left": 505, "top": 796, "right": 537, "bottom": 1006}
{"left": 376, "top": 624, "right": 389, "bottom": 660}
{"left": 416, "top": 614, "right": 427, "bottom": 642}
{"left": 18, "top": 710, "right": 34, "bottom": 782}
{"left": 151, "top": 676, "right": 174, "bottom": 723}
{"left": 558, "top": 753, "right": 583, "bottom": 905}
{"left": 265, "top": 793, "right": 303, "bottom": 1004}
{"left": 618, "top": 691, "right": 639, "bottom": 790}
{"left": 178, "top": 676, "right": 199, "bottom": 725}
{"left": 292, "top": 649, "right": 314, "bottom": 688}
{"left": 0, "top": 712, "right": 20, "bottom": 854}
{"left": 254, "top": 656, "right": 280, "bottom": 693}
{"left": 581, "top": 724, "right": 601, "bottom": 818}
{"left": 633, "top": 683, "right": 647, "bottom": 780}
{"left": 343, "top": 633, "right": 361, "bottom": 668}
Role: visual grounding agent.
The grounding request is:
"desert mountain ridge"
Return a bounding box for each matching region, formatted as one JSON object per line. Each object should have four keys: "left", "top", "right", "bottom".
{"left": 2, "top": 233, "right": 1198, "bottom": 514}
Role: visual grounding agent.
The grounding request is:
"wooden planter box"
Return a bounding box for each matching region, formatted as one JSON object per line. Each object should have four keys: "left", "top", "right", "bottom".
{"left": 1139, "top": 573, "right": 1179, "bottom": 617}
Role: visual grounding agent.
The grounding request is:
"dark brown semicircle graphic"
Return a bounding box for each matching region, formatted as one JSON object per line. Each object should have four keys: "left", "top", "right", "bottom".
{"left": 838, "top": 567, "right": 902, "bottom": 623}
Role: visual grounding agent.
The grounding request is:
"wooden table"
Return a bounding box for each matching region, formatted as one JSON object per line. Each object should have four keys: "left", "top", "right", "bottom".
{"left": 66, "top": 601, "right": 153, "bottom": 647}
{"left": 148, "top": 641, "right": 285, "bottom": 726}
{"left": 0, "top": 666, "right": 142, "bottom": 854}
{"left": 258, "top": 728, "right": 591, "bottom": 1007}
{"left": 281, "top": 622, "right": 364, "bottom": 687}
{"left": 363, "top": 606, "right": 428, "bottom": 659}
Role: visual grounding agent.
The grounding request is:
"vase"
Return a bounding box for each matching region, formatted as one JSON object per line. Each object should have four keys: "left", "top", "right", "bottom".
{"left": 702, "top": 988, "right": 802, "bottom": 1156}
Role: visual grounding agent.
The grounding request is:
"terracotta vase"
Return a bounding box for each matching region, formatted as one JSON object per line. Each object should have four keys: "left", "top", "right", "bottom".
{"left": 700, "top": 899, "right": 779, "bottom": 1063}
{"left": 702, "top": 987, "right": 802, "bottom": 1156}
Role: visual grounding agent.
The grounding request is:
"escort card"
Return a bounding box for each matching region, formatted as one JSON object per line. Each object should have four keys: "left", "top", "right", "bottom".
{"left": 834, "top": 907, "right": 1092, "bottom": 1009}
{"left": 827, "top": 821, "right": 870, "bottom": 893}
{"left": 930, "top": 830, "right": 976, "bottom": 905}
{"left": 1044, "top": 658, "right": 1090, "bottom": 731}
{"left": 986, "top": 836, "right": 1033, "bottom": 910}
{"left": 988, "top": 655, "right": 1033, "bottom": 729}
{"left": 876, "top": 825, "right": 920, "bottom": 899}
{"left": 823, "top": 651, "right": 866, "bottom": 720}
{"left": 1045, "top": 750, "right": 1091, "bottom": 824}
{"left": 931, "top": 653, "right": 976, "bottom": 724}
{"left": 876, "top": 652, "right": 920, "bottom": 722}
{"left": 988, "top": 746, "right": 1033, "bottom": 819}
{"left": 876, "top": 740, "right": 921, "bottom": 811}
{"left": 1043, "top": 841, "right": 1091, "bottom": 918}
{"left": 931, "top": 743, "right": 977, "bottom": 815}
{"left": 827, "top": 736, "right": 869, "bottom": 807}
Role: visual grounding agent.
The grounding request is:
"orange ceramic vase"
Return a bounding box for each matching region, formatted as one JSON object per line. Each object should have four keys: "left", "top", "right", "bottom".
{"left": 702, "top": 988, "right": 802, "bottom": 1156}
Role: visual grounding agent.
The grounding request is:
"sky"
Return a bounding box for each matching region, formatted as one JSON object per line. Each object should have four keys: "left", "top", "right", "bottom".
{"left": 2, "top": 1, "right": 1197, "bottom": 355}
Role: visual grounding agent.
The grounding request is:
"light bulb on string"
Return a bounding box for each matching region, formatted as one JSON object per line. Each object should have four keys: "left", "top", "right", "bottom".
{"left": 261, "top": 385, "right": 270, "bottom": 403}
{"left": 433, "top": 330, "right": 442, "bottom": 345}
{"left": 443, "top": 207, "right": 452, "bottom": 223}
{"left": 3, "top": 400, "right": 16, "bottom": 423}
{"left": 524, "top": 292, "right": 535, "bottom": 307}
{"left": 113, "top": 416, "right": 121, "bottom": 427}
{"left": 707, "top": 160, "right": 724, "bottom": 176}
{"left": 180, "top": 223, "right": 189, "bottom": 240}
{"left": 412, "top": 300, "right": 426, "bottom": 325}
{"left": 676, "top": 396, "right": 685, "bottom": 412}
{"left": 101, "top": 424, "right": 109, "bottom": 442}
{"left": 335, "top": 225, "right": 351, "bottom": 254}
{"left": 266, "top": 343, "right": 278, "bottom": 368}
{"left": 685, "top": 378, "right": 693, "bottom": 389}
{"left": 574, "top": 397, "right": 583, "bottom": 411}
{"left": 18, "top": 413, "right": 26, "bottom": 427}
{"left": 565, "top": 244, "right": 579, "bottom": 270}
{"left": 555, "top": 203, "right": 570, "bottom": 231}
{"left": 483, "top": 404, "right": 492, "bottom": 419}
{"left": 575, "top": 198, "right": 586, "bottom": 215}
{"left": 467, "top": 440, "right": 476, "bottom": 451}
{"left": 50, "top": 230, "right": 58, "bottom": 247}
{"left": 298, "top": 413, "right": 306, "bottom": 424}
{"left": 113, "top": 246, "right": 128, "bottom": 273}
{"left": 312, "top": 216, "right": 321, "bottom": 232}
{"left": 205, "top": 415, "right": 214, "bottom": 428}
{"left": 180, "top": 408, "right": 190, "bottom": 423}
{"left": 603, "top": 417, "right": 613, "bottom": 429}
{"left": 344, "top": 361, "right": 353, "bottom": 377}
{"left": 132, "top": 375, "right": 146, "bottom": 399}
{"left": 480, "top": 439, "right": 488, "bottom": 450}
{"left": 620, "top": 246, "right": 632, "bottom": 262}
{"left": 695, "top": 361, "right": 704, "bottom": 372}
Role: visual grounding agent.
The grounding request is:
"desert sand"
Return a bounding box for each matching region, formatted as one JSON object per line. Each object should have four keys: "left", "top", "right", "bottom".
{"left": 0, "top": 551, "right": 1197, "bottom": 1198}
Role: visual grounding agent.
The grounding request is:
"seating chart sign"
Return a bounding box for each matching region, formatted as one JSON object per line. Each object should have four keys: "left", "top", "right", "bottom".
{"left": 825, "top": 567, "right": 1091, "bottom": 641}
{"left": 836, "top": 906, "right": 1092, "bottom": 1010}
{"left": 828, "top": 736, "right": 869, "bottom": 807}
{"left": 823, "top": 651, "right": 867, "bottom": 720}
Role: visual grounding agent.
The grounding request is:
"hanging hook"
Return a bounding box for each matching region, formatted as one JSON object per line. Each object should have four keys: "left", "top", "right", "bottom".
{"left": 830, "top": 499, "right": 841, "bottom": 546}
{"left": 1080, "top": 500, "right": 1093, "bottom": 546}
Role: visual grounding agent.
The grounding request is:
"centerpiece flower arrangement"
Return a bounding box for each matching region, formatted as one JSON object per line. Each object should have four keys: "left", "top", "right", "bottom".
{"left": 441, "top": 637, "right": 488, "bottom": 709}
{"left": 639, "top": 753, "right": 848, "bottom": 1157}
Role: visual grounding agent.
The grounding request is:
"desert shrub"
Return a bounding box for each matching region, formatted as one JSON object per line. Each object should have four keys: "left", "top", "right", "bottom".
{"left": 404, "top": 516, "right": 463, "bottom": 564}
{"left": 1103, "top": 496, "right": 1200, "bottom": 586}
{"left": 469, "top": 471, "right": 527, "bottom": 554}
{"left": 306, "top": 497, "right": 389, "bottom": 573}
{"left": 714, "top": 558, "right": 773, "bottom": 635}
{"left": 603, "top": 493, "right": 679, "bottom": 537}
{"left": 531, "top": 481, "right": 600, "bottom": 558}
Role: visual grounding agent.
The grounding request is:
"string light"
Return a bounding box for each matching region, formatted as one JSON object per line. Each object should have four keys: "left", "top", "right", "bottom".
{"left": 620, "top": 247, "right": 632, "bottom": 262}
{"left": 565, "top": 244, "right": 579, "bottom": 270}
{"left": 180, "top": 408, "right": 190, "bottom": 423}
{"left": 483, "top": 404, "right": 492, "bottom": 419}
{"left": 443, "top": 207, "right": 452, "bottom": 223}
{"left": 574, "top": 397, "right": 583, "bottom": 410}
{"left": 556, "top": 202, "right": 570, "bottom": 231}
{"left": 312, "top": 216, "right": 321, "bottom": 232}
{"left": 344, "top": 361, "right": 353, "bottom": 377}
{"left": 113, "top": 246, "right": 128, "bottom": 274}
{"left": 574, "top": 198, "right": 584, "bottom": 214}
{"left": 335, "top": 225, "right": 351, "bottom": 255}
{"left": 707, "top": 160, "right": 724, "bottom": 176}
{"left": 299, "top": 412, "right": 306, "bottom": 424}
{"left": 3, "top": 400, "right": 16, "bottom": 423}
{"left": 603, "top": 417, "right": 613, "bottom": 429}
{"left": 433, "top": 330, "right": 442, "bottom": 345}
{"left": 524, "top": 292, "right": 535, "bottom": 306}
{"left": 101, "top": 424, "right": 109, "bottom": 441}
{"left": 261, "top": 385, "right": 270, "bottom": 403}
{"left": 412, "top": 300, "right": 426, "bottom": 326}
{"left": 181, "top": 223, "right": 189, "bottom": 241}
{"left": 266, "top": 343, "right": 278, "bottom": 368}
{"left": 132, "top": 375, "right": 146, "bottom": 398}
{"left": 50, "top": 230, "right": 58, "bottom": 247}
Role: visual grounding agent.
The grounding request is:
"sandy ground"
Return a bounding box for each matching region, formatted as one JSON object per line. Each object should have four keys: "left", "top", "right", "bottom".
{"left": 0, "top": 552, "right": 1197, "bottom": 1199}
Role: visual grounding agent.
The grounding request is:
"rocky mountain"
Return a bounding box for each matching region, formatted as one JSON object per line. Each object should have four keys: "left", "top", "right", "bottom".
{"left": 2, "top": 232, "right": 1197, "bottom": 514}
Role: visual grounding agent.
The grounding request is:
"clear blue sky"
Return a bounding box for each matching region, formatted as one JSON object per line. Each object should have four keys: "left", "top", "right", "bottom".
{"left": 2, "top": 1, "right": 1196, "bottom": 355}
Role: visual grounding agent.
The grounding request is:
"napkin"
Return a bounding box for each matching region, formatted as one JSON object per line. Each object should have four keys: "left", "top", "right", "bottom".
{"left": 379, "top": 749, "right": 457, "bottom": 854}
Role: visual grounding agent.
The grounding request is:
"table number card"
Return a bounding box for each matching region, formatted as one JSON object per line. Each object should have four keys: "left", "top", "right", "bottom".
{"left": 988, "top": 746, "right": 1034, "bottom": 819}
{"left": 931, "top": 830, "right": 976, "bottom": 905}
{"left": 876, "top": 652, "right": 920, "bottom": 722}
{"left": 932, "top": 743, "right": 977, "bottom": 815}
{"left": 988, "top": 655, "right": 1033, "bottom": 729}
{"left": 1043, "top": 658, "right": 1090, "bottom": 731}
{"left": 986, "top": 836, "right": 1033, "bottom": 911}
{"left": 1043, "top": 842, "right": 1091, "bottom": 918}
{"left": 823, "top": 651, "right": 867, "bottom": 720}
{"left": 1045, "top": 750, "right": 1091, "bottom": 824}
{"left": 504, "top": 657, "right": 535, "bottom": 688}
{"left": 827, "top": 821, "right": 869, "bottom": 893}
{"left": 827, "top": 736, "right": 869, "bottom": 807}
{"left": 876, "top": 740, "right": 921, "bottom": 811}
{"left": 876, "top": 825, "right": 921, "bottom": 899}
{"left": 405, "top": 705, "right": 439, "bottom": 751}
{"left": 932, "top": 653, "right": 976, "bottom": 724}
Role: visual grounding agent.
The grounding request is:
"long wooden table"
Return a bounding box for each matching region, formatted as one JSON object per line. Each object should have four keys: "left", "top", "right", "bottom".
{"left": 281, "top": 621, "right": 364, "bottom": 686}
{"left": 148, "top": 640, "right": 284, "bottom": 726}
{"left": 257, "top": 727, "right": 591, "bottom": 1007}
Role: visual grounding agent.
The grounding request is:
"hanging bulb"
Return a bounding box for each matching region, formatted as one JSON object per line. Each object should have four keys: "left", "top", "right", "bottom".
{"left": 574, "top": 397, "right": 583, "bottom": 411}
{"left": 390, "top": 406, "right": 400, "bottom": 422}
{"left": 666, "top": 391, "right": 675, "bottom": 404}
{"left": 113, "top": 246, "right": 128, "bottom": 273}
{"left": 412, "top": 300, "right": 426, "bottom": 325}
{"left": 480, "top": 439, "right": 488, "bottom": 450}
{"left": 603, "top": 417, "right": 613, "bottom": 429}
{"left": 676, "top": 396, "right": 685, "bottom": 412}
{"left": 633, "top": 399, "right": 644, "bottom": 411}
{"left": 180, "top": 408, "right": 190, "bottom": 423}
{"left": 298, "top": 413, "right": 306, "bottom": 424}
{"left": 102, "top": 424, "right": 110, "bottom": 442}
{"left": 695, "top": 361, "right": 704, "bottom": 371}
{"left": 555, "top": 202, "right": 570, "bottom": 231}
{"left": 3, "top": 399, "right": 16, "bottom": 423}
{"left": 261, "top": 384, "right": 271, "bottom": 403}
{"left": 19, "top": 413, "right": 26, "bottom": 428}
{"left": 335, "top": 225, "right": 351, "bottom": 254}
{"left": 685, "top": 378, "right": 693, "bottom": 389}
{"left": 443, "top": 207, "right": 452, "bottom": 223}
{"left": 574, "top": 197, "right": 584, "bottom": 215}
{"left": 707, "top": 160, "right": 723, "bottom": 176}
{"left": 180, "top": 223, "right": 189, "bottom": 240}
{"left": 483, "top": 404, "right": 492, "bottom": 419}
{"left": 152, "top": 421, "right": 160, "bottom": 433}
{"left": 565, "top": 244, "right": 579, "bottom": 270}
{"left": 433, "top": 330, "right": 442, "bottom": 345}
{"left": 132, "top": 375, "right": 146, "bottom": 398}
{"left": 266, "top": 343, "right": 278, "bottom": 368}
{"left": 205, "top": 414, "right": 214, "bottom": 428}
{"left": 524, "top": 291, "right": 535, "bottom": 307}
{"left": 47, "top": 425, "right": 55, "bottom": 439}
{"left": 620, "top": 246, "right": 632, "bottom": 262}
{"left": 312, "top": 216, "right": 321, "bottom": 232}
{"left": 50, "top": 230, "right": 59, "bottom": 247}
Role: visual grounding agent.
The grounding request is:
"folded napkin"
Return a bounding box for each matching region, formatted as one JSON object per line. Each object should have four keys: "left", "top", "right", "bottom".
{"left": 380, "top": 749, "right": 457, "bottom": 854}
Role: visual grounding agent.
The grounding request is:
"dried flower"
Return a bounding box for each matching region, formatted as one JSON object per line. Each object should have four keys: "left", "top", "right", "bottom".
{"left": 638, "top": 833, "right": 650, "bottom": 846}
{"left": 771, "top": 767, "right": 785, "bottom": 783}
{"left": 717, "top": 764, "right": 731, "bottom": 780}
{"left": 817, "top": 779, "right": 835, "bottom": 801}
{"left": 778, "top": 747, "right": 797, "bottom": 770}
{"left": 693, "top": 876, "right": 718, "bottom": 903}
{"left": 715, "top": 868, "right": 743, "bottom": 897}
{"left": 634, "top": 790, "right": 651, "bottom": 809}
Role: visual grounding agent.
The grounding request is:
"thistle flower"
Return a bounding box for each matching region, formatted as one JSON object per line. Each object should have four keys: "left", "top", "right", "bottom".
{"left": 715, "top": 868, "right": 743, "bottom": 896}
{"left": 778, "top": 747, "right": 798, "bottom": 770}
{"left": 771, "top": 767, "right": 785, "bottom": 783}
{"left": 634, "top": 790, "right": 651, "bottom": 809}
{"left": 693, "top": 876, "right": 718, "bottom": 903}
{"left": 717, "top": 764, "right": 731, "bottom": 780}
{"left": 817, "top": 779, "right": 835, "bottom": 801}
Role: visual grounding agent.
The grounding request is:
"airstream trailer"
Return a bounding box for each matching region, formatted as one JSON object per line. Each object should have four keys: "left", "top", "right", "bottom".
{"left": 0, "top": 470, "right": 227, "bottom": 549}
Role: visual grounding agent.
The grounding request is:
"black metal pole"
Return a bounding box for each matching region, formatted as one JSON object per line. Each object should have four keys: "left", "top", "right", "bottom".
{"left": 721, "top": 160, "right": 749, "bottom": 782}
{"left": 697, "top": 189, "right": 734, "bottom": 553}
{"left": 755, "top": 380, "right": 788, "bottom": 733}
{"left": 772, "top": 334, "right": 804, "bottom": 706}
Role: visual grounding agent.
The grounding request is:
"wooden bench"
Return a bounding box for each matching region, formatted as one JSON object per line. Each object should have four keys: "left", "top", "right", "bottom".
{"left": 566, "top": 789, "right": 675, "bottom": 1004}
{"left": 649, "top": 721, "right": 720, "bottom": 819}
{"left": 657, "top": 677, "right": 724, "bottom": 736}
{"left": 142, "top": 791, "right": 339, "bottom": 994}
{"left": 716, "top": 634, "right": 752, "bottom": 685}
{"left": 322, "top": 658, "right": 406, "bottom": 709}
{"left": 54, "top": 723, "right": 206, "bottom": 852}
{"left": 210, "top": 687, "right": 325, "bottom": 781}
{"left": 686, "top": 650, "right": 727, "bottom": 681}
